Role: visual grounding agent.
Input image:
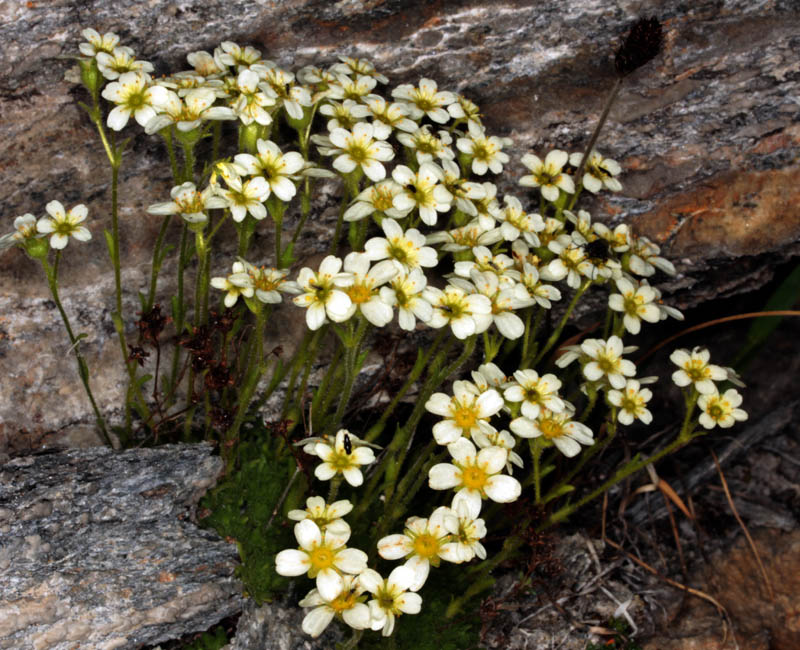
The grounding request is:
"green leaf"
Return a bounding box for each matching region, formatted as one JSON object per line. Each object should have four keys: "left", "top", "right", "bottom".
{"left": 542, "top": 483, "right": 575, "bottom": 505}
{"left": 103, "top": 229, "right": 117, "bottom": 264}
{"left": 279, "top": 241, "right": 296, "bottom": 268}
{"left": 734, "top": 263, "right": 800, "bottom": 369}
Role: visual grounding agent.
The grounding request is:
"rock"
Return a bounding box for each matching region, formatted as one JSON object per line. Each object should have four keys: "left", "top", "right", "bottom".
{"left": 1, "top": 0, "right": 798, "bottom": 449}
{"left": 0, "top": 442, "right": 242, "bottom": 650}
{"left": 221, "top": 597, "right": 344, "bottom": 650}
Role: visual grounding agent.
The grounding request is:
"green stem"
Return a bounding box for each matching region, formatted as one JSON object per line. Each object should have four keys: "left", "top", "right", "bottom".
{"left": 193, "top": 230, "right": 210, "bottom": 327}
{"left": 43, "top": 253, "right": 113, "bottom": 447}
{"left": 365, "top": 328, "right": 449, "bottom": 442}
{"left": 225, "top": 306, "right": 267, "bottom": 469}
{"left": 145, "top": 214, "right": 172, "bottom": 312}
{"left": 531, "top": 438, "right": 543, "bottom": 504}
{"left": 533, "top": 279, "right": 592, "bottom": 366}
{"left": 539, "top": 428, "right": 701, "bottom": 530}
{"left": 329, "top": 316, "right": 370, "bottom": 431}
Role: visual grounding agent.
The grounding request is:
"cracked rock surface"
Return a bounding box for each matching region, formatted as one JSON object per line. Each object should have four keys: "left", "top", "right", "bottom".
{"left": 0, "top": 443, "right": 242, "bottom": 650}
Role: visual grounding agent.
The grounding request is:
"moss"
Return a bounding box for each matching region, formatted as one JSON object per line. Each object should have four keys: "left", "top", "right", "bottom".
{"left": 200, "top": 429, "right": 296, "bottom": 603}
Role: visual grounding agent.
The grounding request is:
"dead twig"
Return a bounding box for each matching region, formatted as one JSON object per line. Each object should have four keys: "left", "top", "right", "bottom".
{"left": 602, "top": 534, "right": 738, "bottom": 649}
{"left": 710, "top": 449, "right": 775, "bottom": 602}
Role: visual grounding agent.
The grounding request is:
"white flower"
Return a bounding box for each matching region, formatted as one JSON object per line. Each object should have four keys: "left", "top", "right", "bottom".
{"left": 257, "top": 65, "right": 313, "bottom": 120}
{"left": 79, "top": 28, "right": 119, "bottom": 57}
{"left": 36, "top": 201, "right": 92, "bottom": 250}
{"left": 425, "top": 380, "right": 504, "bottom": 445}
{"left": 363, "top": 95, "right": 417, "bottom": 138}
{"left": 0, "top": 214, "right": 39, "bottom": 250}
{"left": 187, "top": 50, "right": 227, "bottom": 76}
{"left": 360, "top": 567, "right": 422, "bottom": 636}
{"left": 145, "top": 87, "right": 236, "bottom": 134}
{"left": 670, "top": 347, "right": 728, "bottom": 395}
{"left": 275, "top": 519, "right": 367, "bottom": 601}
{"left": 519, "top": 150, "right": 575, "bottom": 201}
{"left": 379, "top": 269, "right": 433, "bottom": 331}
{"left": 364, "top": 218, "right": 438, "bottom": 273}
{"left": 210, "top": 261, "right": 254, "bottom": 308}
{"left": 340, "top": 252, "right": 398, "bottom": 327}
{"left": 288, "top": 496, "right": 353, "bottom": 538}
{"left": 218, "top": 175, "right": 269, "bottom": 222}
{"left": 543, "top": 235, "right": 605, "bottom": 288}
{"left": 146, "top": 182, "right": 228, "bottom": 225}
{"left": 698, "top": 389, "right": 748, "bottom": 429}
{"left": 232, "top": 68, "right": 277, "bottom": 126}
{"left": 580, "top": 335, "right": 637, "bottom": 389}
{"left": 234, "top": 139, "right": 305, "bottom": 203}
{"left": 293, "top": 255, "right": 354, "bottom": 330}
{"left": 215, "top": 41, "right": 262, "bottom": 69}
{"left": 456, "top": 120, "right": 511, "bottom": 175}
{"left": 429, "top": 438, "right": 521, "bottom": 515}
{"left": 440, "top": 498, "right": 487, "bottom": 563}
{"left": 453, "top": 246, "right": 519, "bottom": 289}
{"left": 331, "top": 56, "right": 389, "bottom": 84}
{"left": 471, "top": 362, "right": 512, "bottom": 392}
{"left": 298, "top": 575, "right": 371, "bottom": 638}
{"left": 465, "top": 270, "right": 533, "bottom": 340}
{"left": 509, "top": 408, "right": 594, "bottom": 458}
{"left": 96, "top": 46, "right": 154, "bottom": 80}
{"left": 326, "top": 73, "right": 377, "bottom": 102}
{"left": 498, "top": 195, "right": 544, "bottom": 246}
{"left": 377, "top": 507, "right": 452, "bottom": 591}
{"left": 423, "top": 283, "right": 492, "bottom": 340}
{"left": 627, "top": 235, "right": 676, "bottom": 277}
{"left": 504, "top": 369, "right": 564, "bottom": 419}
{"left": 569, "top": 151, "right": 622, "bottom": 193}
{"left": 608, "top": 277, "right": 661, "bottom": 335}
{"left": 397, "top": 126, "right": 454, "bottom": 164}
{"left": 607, "top": 379, "right": 653, "bottom": 425}
{"left": 392, "top": 77, "right": 457, "bottom": 123}
{"left": 312, "top": 429, "right": 376, "bottom": 487}
{"left": 426, "top": 220, "right": 503, "bottom": 252}
{"left": 231, "top": 259, "right": 301, "bottom": 304}
{"left": 472, "top": 428, "right": 524, "bottom": 473}
{"left": 328, "top": 122, "right": 394, "bottom": 182}
{"left": 319, "top": 98, "right": 371, "bottom": 132}
{"left": 101, "top": 71, "right": 167, "bottom": 130}
{"left": 519, "top": 262, "right": 562, "bottom": 309}
{"left": 344, "top": 180, "right": 411, "bottom": 222}
{"left": 440, "top": 159, "right": 488, "bottom": 219}
{"left": 392, "top": 162, "right": 453, "bottom": 226}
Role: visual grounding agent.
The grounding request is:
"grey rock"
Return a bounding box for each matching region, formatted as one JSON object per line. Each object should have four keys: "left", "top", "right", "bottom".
{"left": 0, "top": 442, "right": 242, "bottom": 650}
{"left": 1, "top": 0, "right": 798, "bottom": 449}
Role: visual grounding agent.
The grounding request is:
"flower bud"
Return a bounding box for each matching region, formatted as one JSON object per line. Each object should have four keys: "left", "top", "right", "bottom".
{"left": 79, "top": 58, "right": 102, "bottom": 97}
{"left": 24, "top": 236, "right": 49, "bottom": 260}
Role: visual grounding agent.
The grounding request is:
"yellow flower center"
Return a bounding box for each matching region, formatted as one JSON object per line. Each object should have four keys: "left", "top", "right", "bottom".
{"left": 461, "top": 465, "right": 488, "bottom": 490}
{"left": 452, "top": 405, "right": 478, "bottom": 430}
{"left": 412, "top": 533, "right": 440, "bottom": 559}
{"left": 539, "top": 417, "right": 564, "bottom": 440}
{"left": 330, "top": 589, "right": 357, "bottom": 613}
{"left": 309, "top": 546, "right": 335, "bottom": 572}
{"left": 685, "top": 360, "right": 710, "bottom": 382}
{"left": 347, "top": 283, "right": 372, "bottom": 304}
{"left": 373, "top": 187, "right": 395, "bottom": 212}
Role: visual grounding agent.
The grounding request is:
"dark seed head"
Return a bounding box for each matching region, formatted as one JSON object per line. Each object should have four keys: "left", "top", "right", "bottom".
{"left": 615, "top": 17, "right": 663, "bottom": 77}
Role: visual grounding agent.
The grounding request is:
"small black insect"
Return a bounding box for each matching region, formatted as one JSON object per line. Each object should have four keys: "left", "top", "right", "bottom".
{"left": 343, "top": 433, "right": 352, "bottom": 455}
{"left": 584, "top": 238, "right": 612, "bottom": 264}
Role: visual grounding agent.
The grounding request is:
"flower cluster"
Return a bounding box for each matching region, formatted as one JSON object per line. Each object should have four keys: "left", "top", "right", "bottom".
{"left": 0, "top": 29, "right": 753, "bottom": 644}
